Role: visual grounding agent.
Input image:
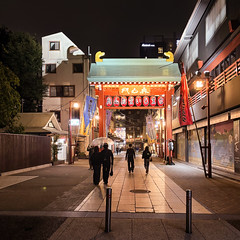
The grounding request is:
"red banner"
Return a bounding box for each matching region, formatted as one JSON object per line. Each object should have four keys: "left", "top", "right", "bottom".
{"left": 179, "top": 73, "right": 193, "bottom": 126}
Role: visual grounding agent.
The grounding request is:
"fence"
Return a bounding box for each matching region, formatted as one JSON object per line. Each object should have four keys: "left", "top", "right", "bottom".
{"left": 0, "top": 133, "right": 51, "bottom": 173}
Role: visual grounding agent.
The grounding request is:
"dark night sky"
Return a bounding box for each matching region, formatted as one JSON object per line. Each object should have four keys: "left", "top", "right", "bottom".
{"left": 0, "top": 0, "right": 196, "bottom": 58}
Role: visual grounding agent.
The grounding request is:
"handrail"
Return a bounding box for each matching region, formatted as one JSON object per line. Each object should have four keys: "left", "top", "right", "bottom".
{"left": 190, "top": 58, "right": 240, "bottom": 106}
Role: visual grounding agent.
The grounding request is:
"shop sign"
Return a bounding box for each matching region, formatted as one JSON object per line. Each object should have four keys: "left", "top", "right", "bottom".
{"left": 119, "top": 85, "right": 150, "bottom": 95}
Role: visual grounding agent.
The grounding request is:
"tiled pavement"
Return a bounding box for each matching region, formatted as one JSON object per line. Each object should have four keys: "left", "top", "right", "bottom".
{"left": 75, "top": 154, "right": 211, "bottom": 214}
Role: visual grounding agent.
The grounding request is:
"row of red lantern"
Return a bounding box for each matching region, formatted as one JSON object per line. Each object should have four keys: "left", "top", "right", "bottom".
{"left": 106, "top": 96, "right": 164, "bottom": 107}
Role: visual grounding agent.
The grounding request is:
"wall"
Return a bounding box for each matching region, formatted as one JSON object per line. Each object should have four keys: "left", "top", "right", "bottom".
{"left": 177, "top": 132, "right": 185, "bottom": 161}
{"left": 0, "top": 133, "right": 51, "bottom": 173}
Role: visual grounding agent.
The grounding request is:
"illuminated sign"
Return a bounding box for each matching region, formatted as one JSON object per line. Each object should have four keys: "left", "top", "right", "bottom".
{"left": 113, "top": 96, "right": 120, "bottom": 107}
{"left": 121, "top": 96, "right": 127, "bottom": 107}
{"left": 106, "top": 96, "right": 112, "bottom": 107}
{"left": 70, "top": 119, "right": 80, "bottom": 126}
{"left": 141, "top": 43, "right": 155, "bottom": 47}
{"left": 128, "top": 96, "right": 134, "bottom": 107}
{"left": 119, "top": 85, "right": 150, "bottom": 96}
{"left": 135, "top": 96, "right": 142, "bottom": 107}
{"left": 143, "top": 96, "right": 149, "bottom": 106}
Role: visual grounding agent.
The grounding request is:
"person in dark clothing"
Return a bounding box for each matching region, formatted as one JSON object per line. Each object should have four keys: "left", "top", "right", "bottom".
{"left": 87, "top": 145, "right": 94, "bottom": 170}
{"left": 125, "top": 144, "right": 135, "bottom": 173}
{"left": 91, "top": 146, "right": 102, "bottom": 185}
{"left": 142, "top": 146, "right": 151, "bottom": 174}
{"left": 101, "top": 143, "right": 114, "bottom": 185}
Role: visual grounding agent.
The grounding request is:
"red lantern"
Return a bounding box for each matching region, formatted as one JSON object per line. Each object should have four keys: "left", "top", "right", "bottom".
{"left": 106, "top": 96, "right": 112, "bottom": 107}
{"left": 121, "top": 96, "right": 127, "bottom": 107}
{"left": 113, "top": 96, "right": 120, "bottom": 107}
{"left": 150, "top": 96, "right": 157, "bottom": 106}
{"left": 143, "top": 96, "right": 149, "bottom": 106}
{"left": 158, "top": 96, "right": 164, "bottom": 106}
{"left": 135, "top": 96, "right": 142, "bottom": 107}
{"left": 128, "top": 96, "right": 134, "bottom": 107}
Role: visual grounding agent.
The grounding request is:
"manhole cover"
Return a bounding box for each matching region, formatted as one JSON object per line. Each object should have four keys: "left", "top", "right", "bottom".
{"left": 130, "top": 189, "right": 151, "bottom": 193}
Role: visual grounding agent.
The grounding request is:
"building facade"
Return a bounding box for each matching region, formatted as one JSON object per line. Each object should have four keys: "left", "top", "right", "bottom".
{"left": 173, "top": 0, "right": 240, "bottom": 173}
{"left": 42, "top": 32, "right": 91, "bottom": 155}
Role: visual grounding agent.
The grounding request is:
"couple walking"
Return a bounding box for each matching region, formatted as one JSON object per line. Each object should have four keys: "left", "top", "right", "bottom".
{"left": 126, "top": 144, "right": 152, "bottom": 174}
{"left": 90, "top": 143, "right": 114, "bottom": 185}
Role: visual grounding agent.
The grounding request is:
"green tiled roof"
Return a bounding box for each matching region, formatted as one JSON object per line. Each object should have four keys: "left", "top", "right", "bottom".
{"left": 88, "top": 58, "right": 181, "bottom": 83}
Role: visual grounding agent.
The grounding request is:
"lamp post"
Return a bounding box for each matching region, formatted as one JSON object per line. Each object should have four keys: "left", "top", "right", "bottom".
{"left": 68, "top": 102, "right": 80, "bottom": 165}
{"left": 204, "top": 71, "right": 212, "bottom": 178}
{"left": 195, "top": 71, "right": 212, "bottom": 178}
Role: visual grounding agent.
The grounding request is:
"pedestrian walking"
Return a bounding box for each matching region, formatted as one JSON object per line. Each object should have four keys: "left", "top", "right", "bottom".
{"left": 116, "top": 146, "right": 119, "bottom": 155}
{"left": 91, "top": 146, "right": 102, "bottom": 185}
{"left": 101, "top": 143, "right": 114, "bottom": 185}
{"left": 142, "top": 146, "right": 151, "bottom": 174}
{"left": 126, "top": 144, "right": 135, "bottom": 173}
{"left": 87, "top": 145, "right": 94, "bottom": 170}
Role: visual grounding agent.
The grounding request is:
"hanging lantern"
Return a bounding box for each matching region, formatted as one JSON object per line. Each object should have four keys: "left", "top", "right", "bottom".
{"left": 143, "top": 96, "right": 149, "bottom": 106}
{"left": 157, "top": 96, "right": 164, "bottom": 106}
{"left": 121, "top": 96, "right": 127, "bottom": 107}
{"left": 113, "top": 96, "right": 120, "bottom": 107}
{"left": 135, "top": 96, "right": 142, "bottom": 107}
{"left": 128, "top": 96, "right": 134, "bottom": 107}
{"left": 106, "top": 96, "right": 112, "bottom": 107}
{"left": 150, "top": 96, "right": 157, "bottom": 106}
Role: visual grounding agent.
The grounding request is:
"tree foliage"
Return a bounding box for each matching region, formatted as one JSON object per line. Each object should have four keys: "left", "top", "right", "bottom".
{"left": 0, "top": 26, "right": 46, "bottom": 112}
{"left": 0, "top": 61, "right": 21, "bottom": 128}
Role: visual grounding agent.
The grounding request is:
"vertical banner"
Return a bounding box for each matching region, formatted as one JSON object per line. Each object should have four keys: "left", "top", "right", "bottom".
{"left": 179, "top": 73, "right": 193, "bottom": 126}
{"left": 79, "top": 96, "right": 97, "bottom": 136}
{"left": 106, "top": 110, "right": 112, "bottom": 136}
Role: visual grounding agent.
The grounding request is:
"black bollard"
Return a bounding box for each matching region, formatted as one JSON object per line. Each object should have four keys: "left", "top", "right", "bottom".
{"left": 186, "top": 189, "right": 192, "bottom": 233}
{"left": 105, "top": 187, "right": 112, "bottom": 232}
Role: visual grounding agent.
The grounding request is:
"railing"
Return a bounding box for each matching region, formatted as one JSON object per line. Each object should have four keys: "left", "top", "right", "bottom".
{"left": 189, "top": 58, "right": 240, "bottom": 106}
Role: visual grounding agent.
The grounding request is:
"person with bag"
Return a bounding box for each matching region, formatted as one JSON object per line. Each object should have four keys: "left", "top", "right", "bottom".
{"left": 101, "top": 143, "right": 114, "bottom": 185}
{"left": 125, "top": 144, "right": 135, "bottom": 173}
{"left": 91, "top": 146, "right": 102, "bottom": 185}
{"left": 142, "top": 146, "right": 152, "bottom": 174}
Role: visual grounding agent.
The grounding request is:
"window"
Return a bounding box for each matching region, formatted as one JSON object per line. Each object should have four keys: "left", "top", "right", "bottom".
{"left": 205, "top": 0, "right": 226, "bottom": 45}
{"left": 188, "top": 33, "right": 198, "bottom": 68}
{"left": 158, "top": 47, "right": 163, "bottom": 54}
{"left": 73, "top": 63, "right": 83, "bottom": 73}
{"left": 50, "top": 41, "right": 60, "bottom": 50}
{"left": 46, "top": 64, "right": 56, "bottom": 73}
{"left": 50, "top": 86, "right": 75, "bottom": 97}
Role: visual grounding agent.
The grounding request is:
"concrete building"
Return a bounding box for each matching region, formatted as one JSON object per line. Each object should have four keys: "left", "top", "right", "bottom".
{"left": 173, "top": 0, "right": 240, "bottom": 174}
{"left": 42, "top": 32, "right": 91, "bottom": 155}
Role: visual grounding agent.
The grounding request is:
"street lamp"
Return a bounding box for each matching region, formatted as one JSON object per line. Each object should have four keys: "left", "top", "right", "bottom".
{"left": 195, "top": 71, "right": 212, "bottom": 178}
{"left": 68, "top": 101, "right": 80, "bottom": 164}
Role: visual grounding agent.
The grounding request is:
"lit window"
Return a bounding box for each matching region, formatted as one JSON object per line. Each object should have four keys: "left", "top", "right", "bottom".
{"left": 158, "top": 47, "right": 163, "bottom": 54}
{"left": 50, "top": 41, "right": 60, "bottom": 50}
{"left": 46, "top": 64, "right": 56, "bottom": 73}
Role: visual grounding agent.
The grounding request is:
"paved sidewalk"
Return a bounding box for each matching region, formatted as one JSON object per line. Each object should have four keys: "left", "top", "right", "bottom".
{"left": 75, "top": 154, "right": 210, "bottom": 214}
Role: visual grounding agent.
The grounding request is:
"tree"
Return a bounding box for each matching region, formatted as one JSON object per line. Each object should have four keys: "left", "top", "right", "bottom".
{"left": 0, "top": 61, "right": 21, "bottom": 128}
{"left": 0, "top": 26, "right": 46, "bottom": 112}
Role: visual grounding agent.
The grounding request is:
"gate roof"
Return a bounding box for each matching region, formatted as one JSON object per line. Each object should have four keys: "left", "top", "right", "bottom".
{"left": 88, "top": 58, "right": 181, "bottom": 84}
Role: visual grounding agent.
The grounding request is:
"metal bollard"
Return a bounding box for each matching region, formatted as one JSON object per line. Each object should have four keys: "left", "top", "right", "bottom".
{"left": 186, "top": 189, "right": 192, "bottom": 233}
{"left": 105, "top": 187, "right": 112, "bottom": 232}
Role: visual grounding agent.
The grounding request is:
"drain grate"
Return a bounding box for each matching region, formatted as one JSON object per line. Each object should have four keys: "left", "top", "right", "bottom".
{"left": 130, "top": 189, "right": 151, "bottom": 193}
